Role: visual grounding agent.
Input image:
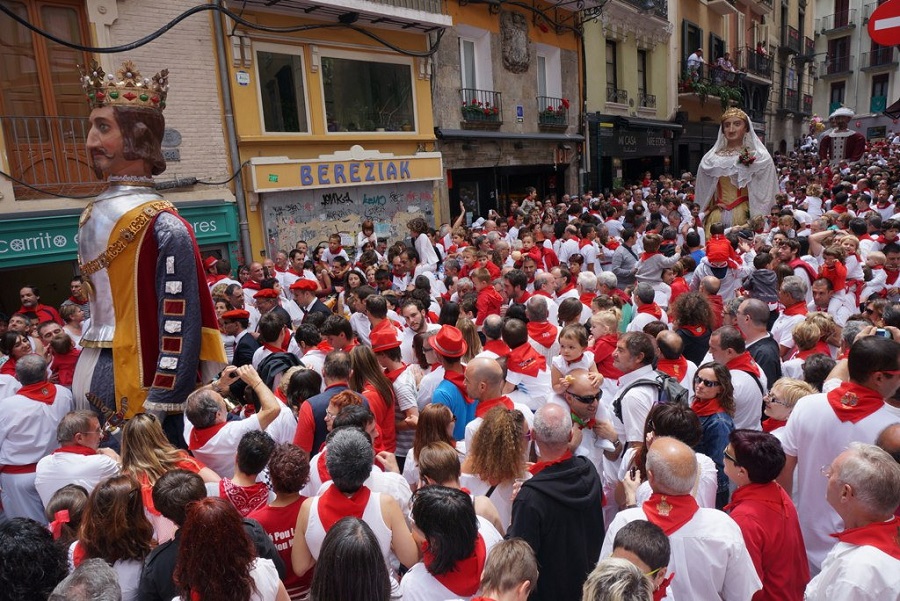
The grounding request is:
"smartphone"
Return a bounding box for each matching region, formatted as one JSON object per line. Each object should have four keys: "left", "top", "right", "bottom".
{"left": 875, "top": 328, "right": 891, "bottom": 338}
{"left": 629, "top": 466, "right": 638, "bottom": 479}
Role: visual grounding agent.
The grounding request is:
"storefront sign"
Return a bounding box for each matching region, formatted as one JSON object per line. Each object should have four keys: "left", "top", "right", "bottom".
{"left": 596, "top": 122, "right": 672, "bottom": 157}
{"left": 249, "top": 145, "right": 443, "bottom": 193}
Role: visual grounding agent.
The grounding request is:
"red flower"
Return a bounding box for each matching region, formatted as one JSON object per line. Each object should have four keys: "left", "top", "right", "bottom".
{"left": 561, "top": 98, "right": 570, "bottom": 109}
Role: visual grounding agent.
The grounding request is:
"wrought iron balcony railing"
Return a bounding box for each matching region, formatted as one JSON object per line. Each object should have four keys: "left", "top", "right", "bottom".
{"left": 819, "top": 9, "right": 856, "bottom": 32}
{"left": 460, "top": 88, "right": 502, "bottom": 124}
{"left": 606, "top": 85, "right": 628, "bottom": 104}
{"left": 537, "top": 95, "right": 569, "bottom": 126}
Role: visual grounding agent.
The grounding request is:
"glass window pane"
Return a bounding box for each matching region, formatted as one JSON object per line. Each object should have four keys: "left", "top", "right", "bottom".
{"left": 322, "top": 56, "right": 414, "bottom": 132}
{"left": 537, "top": 55, "right": 547, "bottom": 98}
{"left": 461, "top": 40, "right": 476, "bottom": 90}
{"left": 40, "top": 5, "right": 89, "bottom": 121}
{"left": 258, "top": 50, "right": 309, "bottom": 133}
{"left": 0, "top": 1, "right": 44, "bottom": 118}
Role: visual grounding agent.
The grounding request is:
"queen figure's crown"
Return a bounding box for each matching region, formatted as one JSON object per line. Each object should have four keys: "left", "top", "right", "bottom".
{"left": 78, "top": 60, "right": 168, "bottom": 111}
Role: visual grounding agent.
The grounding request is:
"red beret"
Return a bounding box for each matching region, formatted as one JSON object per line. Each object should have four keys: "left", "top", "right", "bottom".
{"left": 289, "top": 279, "right": 318, "bottom": 292}
{"left": 254, "top": 288, "right": 279, "bottom": 299}
{"left": 221, "top": 309, "right": 250, "bottom": 321}
{"left": 370, "top": 329, "right": 401, "bottom": 353}
{"left": 203, "top": 256, "right": 218, "bottom": 269}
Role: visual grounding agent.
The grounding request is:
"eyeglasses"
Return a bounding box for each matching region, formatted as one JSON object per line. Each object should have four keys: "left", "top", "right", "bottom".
{"left": 324, "top": 409, "right": 338, "bottom": 421}
{"left": 763, "top": 393, "right": 789, "bottom": 407}
{"left": 723, "top": 449, "right": 738, "bottom": 464}
{"left": 566, "top": 391, "right": 600, "bottom": 404}
{"left": 694, "top": 377, "right": 721, "bottom": 388}
{"left": 820, "top": 465, "right": 834, "bottom": 478}
{"left": 80, "top": 428, "right": 104, "bottom": 436}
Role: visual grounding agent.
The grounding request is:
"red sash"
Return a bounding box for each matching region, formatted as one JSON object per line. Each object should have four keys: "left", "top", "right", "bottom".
{"left": 528, "top": 450, "right": 573, "bottom": 475}
{"left": 52, "top": 445, "right": 96, "bottom": 456}
{"left": 657, "top": 356, "right": 688, "bottom": 380}
{"left": 508, "top": 344, "right": 547, "bottom": 377}
{"left": 526, "top": 321, "right": 558, "bottom": 349}
{"left": 424, "top": 534, "right": 486, "bottom": 597}
{"left": 475, "top": 396, "right": 514, "bottom": 419}
{"left": 831, "top": 517, "right": 900, "bottom": 560}
{"left": 691, "top": 396, "right": 724, "bottom": 417}
{"left": 188, "top": 421, "right": 228, "bottom": 450}
{"left": 826, "top": 381, "right": 885, "bottom": 423}
{"left": 782, "top": 301, "right": 808, "bottom": 317}
{"left": 482, "top": 339, "right": 511, "bottom": 358}
{"left": 318, "top": 485, "right": 372, "bottom": 530}
{"left": 643, "top": 493, "right": 700, "bottom": 535}
{"left": 17, "top": 382, "right": 57, "bottom": 405}
{"left": 444, "top": 369, "right": 472, "bottom": 404}
{"left": 637, "top": 303, "right": 663, "bottom": 319}
{"left": 725, "top": 352, "right": 761, "bottom": 378}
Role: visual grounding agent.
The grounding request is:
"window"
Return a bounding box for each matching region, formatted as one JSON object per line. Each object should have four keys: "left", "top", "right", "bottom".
{"left": 834, "top": 0, "right": 849, "bottom": 27}
{"left": 460, "top": 39, "right": 476, "bottom": 90}
{"left": 681, "top": 20, "right": 702, "bottom": 63}
{"left": 537, "top": 55, "right": 547, "bottom": 98}
{"left": 535, "top": 44, "right": 562, "bottom": 98}
{"left": 637, "top": 50, "right": 648, "bottom": 98}
{"left": 322, "top": 51, "right": 415, "bottom": 132}
{"left": 709, "top": 34, "right": 725, "bottom": 63}
{"left": 873, "top": 74, "right": 889, "bottom": 99}
{"left": 255, "top": 45, "right": 309, "bottom": 133}
{"left": 830, "top": 81, "right": 845, "bottom": 107}
{"left": 606, "top": 41, "right": 618, "bottom": 91}
{"left": 827, "top": 36, "right": 851, "bottom": 73}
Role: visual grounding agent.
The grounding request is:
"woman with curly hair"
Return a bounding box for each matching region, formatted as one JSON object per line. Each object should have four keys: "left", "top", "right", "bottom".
{"left": 670, "top": 291, "right": 715, "bottom": 366}
{"left": 690, "top": 361, "right": 736, "bottom": 508}
{"left": 248, "top": 444, "right": 313, "bottom": 600}
{"left": 350, "top": 345, "right": 396, "bottom": 454}
{"left": 403, "top": 403, "right": 460, "bottom": 490}
{"left": 120, "top": 413, "right": 220, "bottom": 542}
{"left": 71, "top": 475, "right": 154, "bottom": 601}
{"left": 460, "top": 406, "right": 529, "bottom": 530}
{"left": 175, "top": 497, "right": 289, "bottom": 601}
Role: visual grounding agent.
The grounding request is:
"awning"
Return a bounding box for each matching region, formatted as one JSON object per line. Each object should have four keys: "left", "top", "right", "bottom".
{"left": 613, "top": 116, "right": 683, "bottom": 132}
{"left": 434, "top": 128, "right": 585, "bottom": 142}
{"left": 884, "top": 97, "right": 900, "bottom": 120}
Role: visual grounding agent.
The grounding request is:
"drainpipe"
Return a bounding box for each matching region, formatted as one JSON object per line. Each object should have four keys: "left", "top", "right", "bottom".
{"left": 212, "top": 0, "right": 253, "bottom": 264}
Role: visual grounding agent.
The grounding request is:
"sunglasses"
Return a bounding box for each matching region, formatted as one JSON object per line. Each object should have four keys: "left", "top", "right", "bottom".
{"left": 566, "top": 391, "right": 600, "bottom": 404}
{"left": 763, "top": 393, "right": 789, "bottom": 406}
{"left": 694, "top": 377, "right": 721, "bottom": 388}
{"left": 723, "top": 449, "right": 738, "bottom": 464}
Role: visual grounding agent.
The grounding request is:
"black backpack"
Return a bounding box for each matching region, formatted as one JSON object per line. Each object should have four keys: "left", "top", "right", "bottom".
{"left": 612, "top": 369, "right": 690, "bottom": 424}
{"left": 257, "top": 352, "right": 303, "bottom": 391}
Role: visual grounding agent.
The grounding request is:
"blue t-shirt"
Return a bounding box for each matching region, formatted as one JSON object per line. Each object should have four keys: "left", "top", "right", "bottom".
{"left": 432, "top": 379, "right": 474, "bottom": 441}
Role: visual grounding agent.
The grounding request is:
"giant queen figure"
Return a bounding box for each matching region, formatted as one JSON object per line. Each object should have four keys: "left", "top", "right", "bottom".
{"left": 73, "top": 60, "right": 225, "bottom": 436}
{"left": 695, "top": 108, "right": 778, "bottom": 235}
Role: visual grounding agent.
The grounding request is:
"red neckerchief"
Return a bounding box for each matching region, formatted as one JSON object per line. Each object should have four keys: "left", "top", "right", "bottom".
{"left": 342, "top": 340, "right": 359, "bottom": 353}
{"left": 315, "top": 340, "right": 333, "bottom": 353}
{"left": 691, "top": 396, "right": 724, "bottom": 417}
{"left": 831, "top": 517, "right": 900, "bottom": 560}
{"left": 826, "top": 381, "right": 885, "bottom": 423}
{"left": 571, "top": 412, "right": 596, "bottom": 430}
{"left": 557, "top": 283, "right": 575, "bottom": 296}
{"left": 262, "top": 331, "right": 290, "bottom": 354}
{"left": 642, "top": 493, "right": 700, "bottom": 535}
{"left": 833, "top": 204, "right": 848, "bottom": 214}
{"left": 528, "top": 450, "right": 573, "bottom": 475}
{"left": 762, "top": 418, "right": 787, "bottom": 432}
{"left": 189, "top": 421, "right": 228, "bottom": 450}
{"left": 657, "top": 356, "right": 688, "bottom": 379}
{"left": 640, "top": 251, "right": 661, "bottom": 261}
{"left": 385, "top": 364, "right": 407, "bottom": 383}
{"left": 316, "top": 450, "right": 330, "bottom": 484}
{"left": 514, "top": 291, "right": 532, "bottom": 305}
{"left": 566, "top": 353, "right": 585, "bottom": 367}
{"left": 579, "top": 292, "right": 596, "bottom": 307}
{"left": 653, "top": 573, "right": 675, "bottom": 601}
{"left": 508, "top": 344, "right": 547, "bottom": 377}
{"left": 423, "top": 534, "right": 486, "bottom": 597}
{"left": 208, "top": 274, "right": 227, "bottom": 285}
{"left": 726, "top": 352, "right": 761, "bottom": 378}
{"left": 67, "top": 295, "right": 85, "bottom": 304}
{"left": 72, "top": 541, "right": 87, "bottom": 568}
{"left": 788, "top": 258, "right": 818, "bottom": 283}
{"left": 872, "top": 264, "right": 885, "bottom": 271}
{"left": 318, "top": 485, "right": 372, "bottom": 530}
{"left": 797, "top": 340, "right": 831, "bottom": 360}
{"left": 637, "top": 303, "right": 663, "bottom": 319}
{"left": 444, "top": 369, "right": 472, "bottom": 404}
{"left": 527, "top": 321, "right": 558, "bottom": 349}
{"left": 52, "top": 445, "right": 96, "bottom": 456}
{"left": 725, "top": 481, "right": 790, "bottom": 516}
{"left": 476, "top": 396, "right": 514, "bottom": 418}
{"left": 579, "top": 238, "right": 593, "bottom": 249}
{"left": 483, "top": 339, "right": 511, "bottom": 358}
{"left": 782, "top": 301, "right": 808, "bottom": 316}
{"left": 532, "top": 289, "right": 554, "bottom": 299}
{"left": 680, "top": 324, "right": 707, "bottom": 337}
{"left": 605, "top": 239, "right": 621, "bottom": 251}
{"left": 886, "top": 268, "right": 900, "bottom": 285}
{"left": 243, "top": 280, "right": 261, "bottom": 290}
{"left": 17, "top": 382, "right": 57, "bottom": 404}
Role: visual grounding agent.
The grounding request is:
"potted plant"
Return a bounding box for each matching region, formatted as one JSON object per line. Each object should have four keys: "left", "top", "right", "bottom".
{"left": 539, "top": 98, "right": 569, "bottom": 126}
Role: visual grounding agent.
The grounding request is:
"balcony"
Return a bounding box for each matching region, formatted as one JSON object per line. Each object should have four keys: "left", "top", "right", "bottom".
{"left": 679, "top": 62, "right": 745, "bottom": 106}
{"left": 780, "top": 26, "right": 801, "bottom": 54}
{"left": 460, "top": 89, "right": 502, "bottom": 127}
{"left": 638, "top": 90, "right": 657, "bottom": 109}
{"left": 802, "top": 94, "right": 813, "bottom": 116}
{"left": 536, "top": 95, "right": 569, "bottom": 129}
{"left": 861, "top": 48, "right": 898, "bottom": 71}
{"left": 617, "top": 0, "right": 669, "bottom": 20}
{"left": 779, "top": 89, "right": 800, "bottom": 114}
{"left": 871, "top": 96, "right": 888, "bottom": 113}
{"left": 735, "top": 47, "right": 772, "bottom": 79}
{"left": 0, "top": 115, "right": 103, "bottom": 200}
{"left": 819, "top": 10, "right": 856, "bottom": 34}
{"left": 819, "top": 55, "right": 853, "bottom": 78}
{"left": 223, "top": 0, "right": 451, "bottom": 32}
{"left": 606, "top": 85, "right": 628, "bottom": 105}
{"left": 708, "top": 0, "right": 739, "bottom": 16}
{"left": 748, "top": 0, "right": 774, "bottom": 15}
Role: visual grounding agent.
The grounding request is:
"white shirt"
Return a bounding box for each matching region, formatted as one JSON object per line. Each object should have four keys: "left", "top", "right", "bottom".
{"left": 464, "top": 401, "right": 534, "bottom": 454}
{"left": 506, "top": 366, "right": 553, "bottom": 412}
{"left": 416, "top": 366, "right": 445, "bottom": 410}
{"left": 729, "top": 369, "right": 766, "bottom": 431}
{"left": 601, "top": 507, "right": 762, "bottom": 601}
{"left": 627, "top": 308, "right": 669, "bottom": 332}
{"left": 0, "top": 387, "right": 73, "bottom": 466}
{"left": 770, "top": 312, "right": 806, "bottom": 351}
{"left": 805, "top": 538, "right": 900, "bottom": 601}
{"left": 779, "top": 392, "right": 897, "bottom": 573}
{"left": 400, "top": 323, "right": 440, "bottom": 366}
{"left": 265, "top": 402, "right": 298, "bottom": 445}
{"left": 551, "top": 351, "right": 595, "bottom": 376}
{"left": 614, "top": 364, "right": 659, "bottom": 444}
{"left": 557, "top": 238, "right": 580, "bottom": 264}
{"left": 183, "top": 415, "right": 262, "bottom": 479}
{"left": 35, "top": 449, "right": 120, "bottom": 507}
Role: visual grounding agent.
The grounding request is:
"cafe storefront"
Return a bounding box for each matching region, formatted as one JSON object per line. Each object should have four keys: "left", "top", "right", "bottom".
{"left": 589, "top": 115, "right": 681, "bottom": 193}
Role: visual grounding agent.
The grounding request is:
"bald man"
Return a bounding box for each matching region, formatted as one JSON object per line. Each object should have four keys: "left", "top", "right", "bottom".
{"left": 600, "top": 437, "right": 761, "bottom": 601}
{"left": 876, "top": 422, "right": 900, "bottom": 463}
{"left": 463, "top": 357, "right": 534, "bottom": 451}
{"left": 656, "top": 330, "right": 697, "bottom": 399}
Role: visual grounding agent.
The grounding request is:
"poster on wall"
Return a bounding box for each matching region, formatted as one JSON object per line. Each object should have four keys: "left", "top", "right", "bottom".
{"left": 262, "top": 181, "right": 436, "bottom": 255}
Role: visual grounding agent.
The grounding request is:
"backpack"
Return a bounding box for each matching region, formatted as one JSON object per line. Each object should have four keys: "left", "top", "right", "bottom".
{"left": 257, "top": 352, "right": 303, "bottom": 391}
{"left": 612, "top": 369, "right": 691, "bottom": 424}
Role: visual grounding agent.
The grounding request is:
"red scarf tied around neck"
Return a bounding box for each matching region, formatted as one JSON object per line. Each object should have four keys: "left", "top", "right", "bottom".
{"left": 475, "top": 396, "right": 514, "bottom": 418}
{"left": 637, "top": 303, "right": 663, "bottom": 319}
{"left": 527, "top": 322, "right": 558, "bottom": 349}
{"left": 642, "top": 493, "right": 700, "bottom": 535}
{"left": 831, "top": 516, "right": 900, "bottom": 560}
{"left": 17, "top": 382, "right": 57, "bottom": 404}
{"left": 508, "top": 344, "right": 547, "bottom": 377}
{"left": 725, "top": 352, "right": 761, "bottom": 378}
{"left": 318, "top": 485, "right": 372, "bottom": 530}
{"left": 424, "top": 534, "right": 487, "bottom": 597}
{"left": 528, "top": 450, "right": 573, "bottom": 475}
{"left": 443, "top": 370, "right": 473, "bottom": 404}
{"left": 826, "top": 381, "right": 885, "bottom": 423}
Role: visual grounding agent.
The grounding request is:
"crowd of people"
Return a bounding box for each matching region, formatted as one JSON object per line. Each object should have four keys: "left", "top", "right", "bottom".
{"left": 2, "top": 139, "right": 900, "bottom": 601}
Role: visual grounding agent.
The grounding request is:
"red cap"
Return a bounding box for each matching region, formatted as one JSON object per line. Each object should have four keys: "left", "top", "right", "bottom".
{"left": 203, "top": 256, "right": 218, "bottom": 269}
{"left": 370, "top": 329, "right": 401, "bottom": 353}
{"left": 290, "top": 279, "right": 318, "bottom": 292}
{"left": 431, "top": 325, "right": 467, "bottom": 358}
{"left": 221, "top": 309, "right": 250, "bottom": 321}
{"left": 254, "top": 288, "right": 279, "bottom": 299}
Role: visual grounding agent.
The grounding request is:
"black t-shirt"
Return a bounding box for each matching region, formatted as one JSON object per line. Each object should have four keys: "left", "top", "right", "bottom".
{"left": 747, "top": 335, "right": 782, "bottom": 390}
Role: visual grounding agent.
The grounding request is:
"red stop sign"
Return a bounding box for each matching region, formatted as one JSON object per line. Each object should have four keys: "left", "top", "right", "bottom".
{"left": 869, "top": 0, "right": 900, "bottom": 46}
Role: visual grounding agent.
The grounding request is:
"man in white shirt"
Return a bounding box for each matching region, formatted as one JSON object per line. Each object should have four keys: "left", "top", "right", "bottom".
{"left": 600, "top": 437, "right": 762, "bottom": 601}
{"left": 770, "top": 276, "right": 810, "bottom": 359}
{"left": 0, "top": 355, "right": 73, "bottom": 523}
{"left": 611, "top": 332, "right": 660, "bottom": 447}
{"left": 778, "top": 335, "right": 900, "bottom": 575}
{"left": 35, "top": 410, "right": 120, "bottom": 506}
{"left": 805, "top": 443, "right": 900, "bottom": 599}
{"left": 627, "top": 283, "right": 668, "bottom": 333}
{"left": 708, "top": 327, "right": 766, "bottom": 430}
{"left": 184, "top": 365, "right": 283, "bottom": 478}
{"left": 399, "top": 299, "right": 439, "bottom": 365}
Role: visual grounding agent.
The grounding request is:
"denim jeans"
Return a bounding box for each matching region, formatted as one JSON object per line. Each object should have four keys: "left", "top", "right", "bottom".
{"left": 695, "top": 412, "right": 735, "bottom": 509}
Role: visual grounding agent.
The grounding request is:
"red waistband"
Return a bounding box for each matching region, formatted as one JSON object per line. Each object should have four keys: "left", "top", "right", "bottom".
{"left": 0, "top": 463, "right": 38, "bottom": 474}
